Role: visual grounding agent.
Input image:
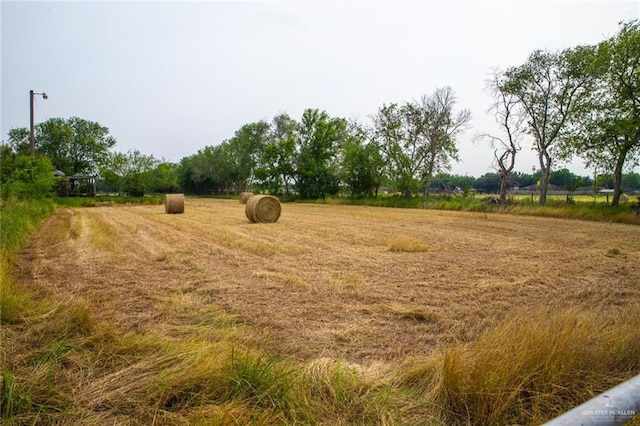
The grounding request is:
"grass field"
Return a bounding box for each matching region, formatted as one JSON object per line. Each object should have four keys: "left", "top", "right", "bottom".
{"left": 2, "top": 198, "right": 640, "bottom": 424}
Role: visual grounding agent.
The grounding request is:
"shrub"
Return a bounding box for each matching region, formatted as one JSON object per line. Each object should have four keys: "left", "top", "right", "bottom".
{"left": 1, "top": 155, "right": 55, "bottom": 200}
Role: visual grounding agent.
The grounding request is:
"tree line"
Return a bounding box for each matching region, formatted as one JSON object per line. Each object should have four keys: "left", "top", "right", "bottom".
{"left": 2, "top": 21, "right": 638, "bottom": 205}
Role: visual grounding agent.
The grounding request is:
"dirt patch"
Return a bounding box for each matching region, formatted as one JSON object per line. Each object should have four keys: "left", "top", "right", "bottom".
{"left": 17, "top": 199, "right": 640, "bottom": 364}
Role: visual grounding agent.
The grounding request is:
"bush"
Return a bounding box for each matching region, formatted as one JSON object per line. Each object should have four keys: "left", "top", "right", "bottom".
{"left": 1, "top": 155, "right": 55, "bottom": 200}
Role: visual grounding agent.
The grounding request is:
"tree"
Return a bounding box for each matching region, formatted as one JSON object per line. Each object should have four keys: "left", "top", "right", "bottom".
{"left": 373, "top": 102, "right": 425, "bottom": 197}
{"left": 622, "top": 172, "right": 640, "bottom": 190}
{"left": 0, "top": 144, "right": 16, "bottom": 186}
{"left": 178, "top": 147, "right": 219, "bottom": 195}
{"left": 149, "top": 162, "right": 180, "bottom": 193}
{"left": 429, "top": 173, "right": 477, "bottom": 193}
{"left": 226, "top": 121, "right": 270, "bottom": 193}
{"left": 100, "top": 150, "right": 158, "bottom": 196}
{"left": 503, "top": 48, "right": 594, "bottom": 204}
{"left": 373, "top": 88, "right": 470, "bottom": 198}
{"left": 296, "top": 109, "right": 347, "bottom": 199}
{"left": 340, "top": 121, "right": 385, "bottom": 198}
{"left": 477, "top": 69, "right": 524, "bottom": 202}
{"left": 177, "top": 154, "right": 205, "bottom": 195}
{"left": 9, "top": 117, "right": 117, "bottom": 176}
{"left": 6, "top": 128, "right": 31, "bottom": 155}
{"left": 418, "top": 87, "right": 471, "bottom": 194}
{"left": 191, "top": 145, "right": 228, "bottom": 195}
{"left": 550, "top": 168, "right": 583, "bottom": 202}
{"left": 177, "top": 144, "right": 240, "bottom": 195}
{"left": 0, "top": 153, "right": 55, "bottom": 199}
{"left": 549, "top": 168, "right": 580, "bottom": 188}
{"left": 255, "top": 113, "right": 297, "bottom": 196}
{"left": 569, "top": 20, "right": 640, "bottom": 206}
{"left": 473, "top": 172, "right": 501, "bottom": 193}
{"left": 99, "top": 151, "right": 127, "bottom": 193}
{"left": 511, "top": 171, "right": 537, "bottom": 188}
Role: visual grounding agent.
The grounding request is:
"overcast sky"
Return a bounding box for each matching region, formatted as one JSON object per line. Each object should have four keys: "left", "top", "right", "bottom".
{"left": 2, "top": 1, "right": 638, "bottom": 177}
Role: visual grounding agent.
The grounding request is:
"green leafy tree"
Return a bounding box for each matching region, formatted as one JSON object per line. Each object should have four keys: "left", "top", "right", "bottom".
{"left": 340, "top": 122, "right": 385, "bottom": 198}
{"left": 429, "top": 173, "right": 477, "bottom": 193}
{"left": 177, "top": 145, "right": 238, "bottom": 195}
{"left": 474, "top": 172, "right": 501, "bottom": 194}
{"left": 595, "top": 173, "right": 614, "bottom": 190}
{"left": 373, "top": 102, "right": 425, "bottom": 197}
{"left": 100, "top": 150, "right": 158, "bottom": 196}
{"left": 1, "top": 153, "right": 55, "bottom": 199}
{"left": 6, "top": 128, "right": 31, "bottom": 155}
{"left": 32, "top": 118, "right": 74, "bottom": 173}
{"left": 296, "top": 109, "right": 347, "bottom": 199}
{"left": 178, "top": 147, "right": 217, "bottom": 195}
{"left": 99, "top": 151, "right": 127, "bottom": 193}
{"left": 177, "top": 155, "right": 201, "bottom": 194}
{"left": 622, "top": 172, "right": 640, "bottom": 190}
{"left": 0, "top": 144, "right": 16, "bottom": 186}
{"left": 8, "top": 117, "right": 117, "bottom": 176}
{"left": 511, "top": 171, "right": 537, "bottom": 188}
{"left": 550, "top": 168, "right": 583, "bottom": 202}
{"left": 255, "top": 113, "right": 297, "bottom": 196}
{"left": 217, "top": 142, "right": 246, "bottom": 194}
{"left": 549, "top": 168, "right": 582, "bottom": 189}
{"left": 503, "top": 47, "right": 595, "bottom": 204}
{"left": 568, "top": 20, "right": 640, "bottom": 206}
{"left": 226, "top": 121, "right": 270, "bottom": 193}
{"left": 373, "top": 88, "right": 470, "bottom": 198}
{"left": 150, "top": 162, "right": 180, "bottom": 193}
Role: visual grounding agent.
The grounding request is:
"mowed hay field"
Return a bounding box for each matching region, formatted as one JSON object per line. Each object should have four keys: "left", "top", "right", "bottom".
{"left": 8, "top": 198, "right": 640, "bottom": 424}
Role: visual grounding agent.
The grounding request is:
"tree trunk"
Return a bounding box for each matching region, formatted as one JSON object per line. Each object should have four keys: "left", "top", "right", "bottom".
{"left": 423, "top": 160, "right": 435, "bottom": 197}
{"left": 499, "top": 173, "right": 508, "bottom": 202}
{"left": 611, "top": 150, "right": 627, "bottom": 207}
{"left": 283, "top": 176, "right": 290, "bottom": 196}
{"left": 538, "top": 151, "right": 552, "bottom": 205}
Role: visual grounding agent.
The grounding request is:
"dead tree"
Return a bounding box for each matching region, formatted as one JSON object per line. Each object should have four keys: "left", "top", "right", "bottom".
{"left": 476, "top": 69, "right": 524, "bottom": 202}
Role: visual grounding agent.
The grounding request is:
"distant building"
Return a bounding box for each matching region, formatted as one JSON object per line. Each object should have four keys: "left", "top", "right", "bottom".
{"left": 53, "top": 171, "right": 97, "bottom": 197}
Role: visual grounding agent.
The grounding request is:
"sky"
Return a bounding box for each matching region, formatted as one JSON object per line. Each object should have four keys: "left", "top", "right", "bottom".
{"left": 2, "top": 0, "right": 639, "bottom": 178}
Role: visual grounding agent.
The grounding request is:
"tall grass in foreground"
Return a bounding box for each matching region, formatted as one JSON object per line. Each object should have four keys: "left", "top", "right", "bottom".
{"left": 0, "top": 198, "right": 55, "bottom": 259}
{"left": 5, "top": 302, "right": 638, "bottom": 425}
{"left": 398, "top": 306, "right": 640, "bottom": 425}
{"left": 0, "top": 198, "right": 55, "bottom": 323}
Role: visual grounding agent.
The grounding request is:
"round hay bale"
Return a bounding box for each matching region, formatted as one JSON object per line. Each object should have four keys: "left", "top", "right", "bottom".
{"left": 239, "top": 192, "right": 254, "bottom": 204}
{"left": 165, "top": 193, "right": 185, "bottom": 214}
{"left": 245, "top": 195, "right": 281, "bottom": 223}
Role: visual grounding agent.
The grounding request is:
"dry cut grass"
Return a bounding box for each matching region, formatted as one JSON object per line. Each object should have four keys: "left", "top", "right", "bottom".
{"left": 398, "top": 305, "right": 640, "bottom": 424}
{"left": 3, "top": 199, "right": 640, "bottom": 424}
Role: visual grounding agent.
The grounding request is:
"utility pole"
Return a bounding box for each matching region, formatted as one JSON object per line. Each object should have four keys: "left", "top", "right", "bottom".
{"left": 29, "top": 90, "right": 48, "bottom": 156}
{"left": 30, "top": 90, "right": 34, "bottom": 156}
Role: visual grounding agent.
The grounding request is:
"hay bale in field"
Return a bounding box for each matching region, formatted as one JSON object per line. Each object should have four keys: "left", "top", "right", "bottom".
{"left": 245, "top": 195, "right": 281, "bottom": 223}
{"left": 165, "top": 193, "right": 185, "bottom": 214}
{"left": 239, "top": 192, "right": 254, "bottom": 204}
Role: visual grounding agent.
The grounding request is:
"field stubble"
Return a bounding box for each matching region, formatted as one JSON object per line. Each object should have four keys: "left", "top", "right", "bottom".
{"left": 17, "top": 199, "right": 640, "bottom": 362}
{"left": 9, "top": 198, "right": 640, "bottom": 424}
